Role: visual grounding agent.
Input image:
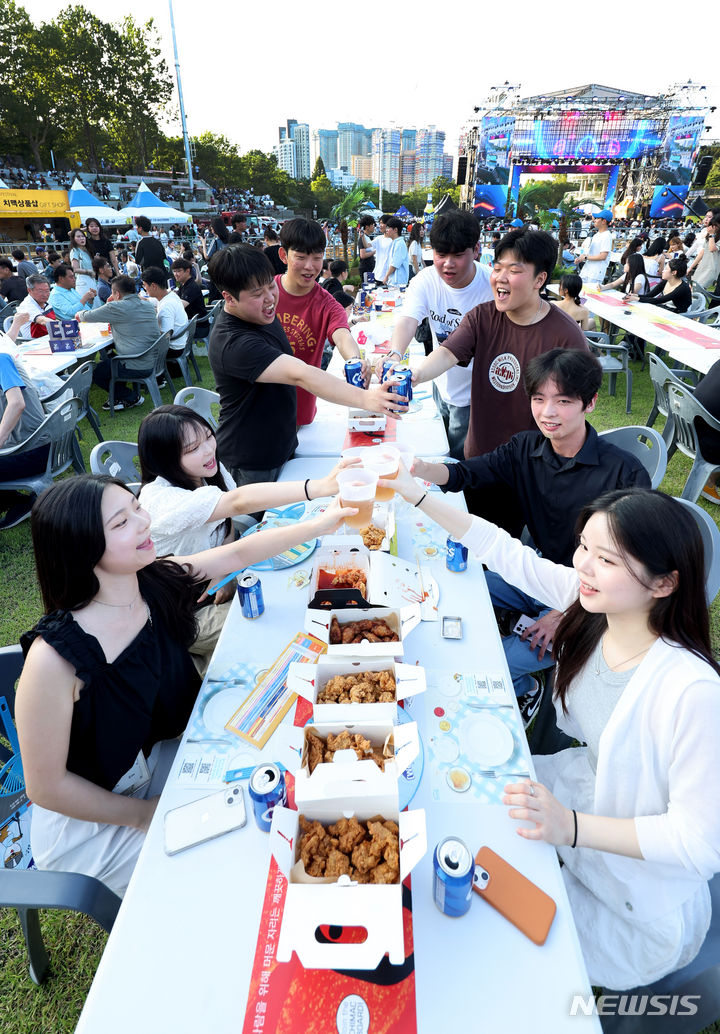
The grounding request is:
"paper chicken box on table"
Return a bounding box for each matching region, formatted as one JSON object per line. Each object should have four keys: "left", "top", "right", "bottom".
{"left": 288, "top": 656, "right": 426, "bottom": 723}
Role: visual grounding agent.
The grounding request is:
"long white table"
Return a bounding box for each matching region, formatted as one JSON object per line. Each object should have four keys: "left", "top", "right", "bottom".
{"left": 582, "top": 289, "right": 720, "bottom": 375}
{"left": 75, "top": 457, "right": 598, "bottom": 1034}
{"left": 7, "top": 323, "right": 113, "bottom": 377}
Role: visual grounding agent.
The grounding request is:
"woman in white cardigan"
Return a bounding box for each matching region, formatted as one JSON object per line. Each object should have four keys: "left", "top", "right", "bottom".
{"left": 387, "top": 466, "right": 720, "bottom": 990}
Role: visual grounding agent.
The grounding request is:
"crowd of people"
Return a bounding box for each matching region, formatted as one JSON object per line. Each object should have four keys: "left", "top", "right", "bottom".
{"left": 1, "top": 201, "right": 720, "bottom": 997}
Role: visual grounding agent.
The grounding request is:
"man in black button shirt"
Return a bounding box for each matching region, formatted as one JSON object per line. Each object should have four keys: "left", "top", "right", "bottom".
{"left": 413, "top": 349, "right": 650, "bottom": 699}
{"left": 171, "top": 258, "right": 209, "bottom": 336}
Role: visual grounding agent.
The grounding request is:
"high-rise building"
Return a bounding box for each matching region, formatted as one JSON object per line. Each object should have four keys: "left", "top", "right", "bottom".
{"left": 273, "top": 138, "right": 296, "bottom": 179}
{"left": 351, "top": 155, "right": 373, "bottom": 181}
{"left": 372, "top": 128, "right": 402, "bottom": 194}
{"left": 442, "top": 154, "right": 454, "bottom": 180}
{"left": 400, "top": 151, "right": 416, "bottom": 193}
{"left": 416, "top": 126, "right": 446, "bottom": 188}
{"left": 402, "top": 129, "right": 417, "bottom": 151}
{"left": 311, "top": 129, "right": 338, "bottom": 174}
{"left": 337, "top": 122, "right": 373, "bottom": 169}
{"left": 293, "top": 124, "right": 311, "bottom": 179}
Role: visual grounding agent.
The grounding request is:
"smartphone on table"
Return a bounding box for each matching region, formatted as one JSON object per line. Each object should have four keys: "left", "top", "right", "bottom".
{"left": 164, "top": 785, "right": 247, "bottom": 856}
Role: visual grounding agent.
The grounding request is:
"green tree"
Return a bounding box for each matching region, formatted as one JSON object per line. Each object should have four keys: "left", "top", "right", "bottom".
{"left": 192, "top": 132, "right": 242, "bottom": 187}
{"left": 705, "top": 158, "right": 720, "bottom": 199}
{"left": 430, "top": 176, "right": 460, "bottom": 206}
{"left": 311, "top": 175, "right": 342, "bottom": 218}
{"left": 312, "top": 156, "right": 326, "bottom": 180}
{"left": 331, "top": 183, "right": 375, "bottom": 263}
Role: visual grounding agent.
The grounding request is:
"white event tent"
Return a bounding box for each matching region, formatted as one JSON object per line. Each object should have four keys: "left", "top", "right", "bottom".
{"left": 67, "top": 177, "right": 128, "bottom": 225}
{"left": 118, "top": 180, "right": 192, "bottom": 225}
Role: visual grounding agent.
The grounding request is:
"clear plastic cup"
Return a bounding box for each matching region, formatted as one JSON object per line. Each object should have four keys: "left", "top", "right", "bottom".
{"left": 336, "top": 469, "right": 378, "bottom": 529}
{"left": 341, "top": 446, "right": 367, "bottom": 466}
{"left": 363, "top": 445, "right": 400, "bottom": 501}
{"left": 395, "top": 446, "right": 415, "bottom": 474}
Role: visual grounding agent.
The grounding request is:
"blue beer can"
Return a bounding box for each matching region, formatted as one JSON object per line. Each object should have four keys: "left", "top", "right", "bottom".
{"left": 248, "top": 763, "right": 287, "bottom": 832}
{"left": 237, "top": 572, "right": 265, "bottom": 619}
{"left": 344, "top": 359, "right": 365, "bottom": 388}
{"left": 359, "top": 288, "right": 367, "bottom": 307}
{"left": 390, "top": 366, "right": 413, "bottom": 405}
{"left": 446, "top": 537, "right": 469, "bottom": 572}
{"left": 381, "top": 359, "right": 396, "bottom": 383}
{"left": 433, "top": 837, "right": 475, "bottom": 917}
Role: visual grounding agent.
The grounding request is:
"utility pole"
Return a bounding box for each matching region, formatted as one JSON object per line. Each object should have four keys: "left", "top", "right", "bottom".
{"left": 168, "top": 0, "right": 194, "bottom": 193}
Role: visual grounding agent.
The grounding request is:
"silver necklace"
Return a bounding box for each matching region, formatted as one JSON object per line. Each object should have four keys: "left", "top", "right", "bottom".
{"left": 94, "top": 592, "right": 141, "bottom": 611}
{"left": 596, "top": 636, "right": 655, "bottom": 675}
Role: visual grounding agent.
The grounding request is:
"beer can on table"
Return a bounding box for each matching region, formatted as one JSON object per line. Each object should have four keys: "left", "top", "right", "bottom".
{"left": 446, "top": 537, "right": 469, "bottom": 572}
{"left": 359, "top": 288, "right": 367, "bottom": 307}
{"left": 344, "top": 359, "right": 365, "bottom": 389}
{"left": 381, "top": 359, "right": 396, "bottom": 383}
{"left": 248, "top": 763, "right": 287, "bottom": 832}
{"left": 433, "top": 837, "right": 475, "bottom": 916}
{"left": 237, "top": 572, "right": 265, "bottom": 619}
{"left": 389, "top": 366, "right": 413, "bottom": 405}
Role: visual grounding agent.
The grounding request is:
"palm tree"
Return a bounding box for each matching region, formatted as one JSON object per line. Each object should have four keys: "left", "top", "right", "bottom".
{"left": 331, "top": 183, "right": 375, "bottom": 265}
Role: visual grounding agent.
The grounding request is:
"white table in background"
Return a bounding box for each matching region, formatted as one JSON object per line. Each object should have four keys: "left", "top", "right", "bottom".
{"left": 11, "top": 323, "right": 113, "bottom": 377}
{"left": 582, "top": 289, "right": 720, "bottom": 376}
{"left": 76, "top": 459, "right": 598, "bottom": 1034}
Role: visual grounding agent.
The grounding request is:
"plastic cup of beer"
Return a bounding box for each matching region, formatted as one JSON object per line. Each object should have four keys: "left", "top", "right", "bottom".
{"left": 395, "top": 446, "right": 415, "bottom": 475}
{"left": 364, "top": 445, "right": 400, "bottom": 501}
{"left": 337, "top": 469, "right": 378, "bottom": 530}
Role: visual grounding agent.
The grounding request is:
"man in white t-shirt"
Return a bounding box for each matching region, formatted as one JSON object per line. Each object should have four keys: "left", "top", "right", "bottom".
{"left": 141, "top": 265, "right": 189, "bottom": 338}
{"left": 371, "top": 214, "right": 392, "bottom": 285}
{"left": 576, "top": 210, "right": 613, "bottom": 285}
{"left": 379, "top": 211, "right": 492, "bottom": 458}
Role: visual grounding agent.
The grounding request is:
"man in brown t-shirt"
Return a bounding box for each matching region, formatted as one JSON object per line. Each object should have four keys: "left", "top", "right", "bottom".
{"left": 411, "top": 227, "right": 587, "bottom": 458}
{"left": 410, "top": 228, "right": 587, "bottom": 532}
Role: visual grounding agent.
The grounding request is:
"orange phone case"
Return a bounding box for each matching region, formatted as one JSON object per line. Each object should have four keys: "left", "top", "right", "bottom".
{"left": 472, "top": 846, "right": 556, "bottom": 946}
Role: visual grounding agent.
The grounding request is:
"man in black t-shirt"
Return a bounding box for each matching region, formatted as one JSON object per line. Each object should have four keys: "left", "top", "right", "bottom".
{"left": 0, "top": 259, "right": 28, "bottom": 303}
{"left": 134, "top": 215, "right": 168, "bottom": 271}
{"left": 171, "top": 258, "right": 209, "bottom": 335}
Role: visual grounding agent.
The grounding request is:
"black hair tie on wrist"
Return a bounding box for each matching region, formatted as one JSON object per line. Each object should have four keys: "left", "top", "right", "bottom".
{"left": 303, "top": 479, "right": 311, "bottom": 501}
{"left": 571, "top": 809, "right": 578, "bottom": 849}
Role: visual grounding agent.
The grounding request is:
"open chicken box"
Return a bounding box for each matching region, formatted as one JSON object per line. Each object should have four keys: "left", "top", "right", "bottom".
{"left": 347, "top": 409, "right": 386, "bottom": 432}
{"left": 308, "top": 536, "right": 435, "bottom": 613}
{"left": 272, "top": 792, "right": 426, "bottom": 970}
{"left": 304, "top": 605, "right": 420, "bottom": 659}
{"left": 287, "top": 657, "right": 426, "bottom": 723}
{"left": 291, "top": 718, "right": 420, "bottom": 807}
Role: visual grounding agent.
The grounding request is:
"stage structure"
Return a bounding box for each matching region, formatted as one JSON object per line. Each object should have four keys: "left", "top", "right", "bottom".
{"left": 458, "top": 82, "right": 710, "bottom": 219}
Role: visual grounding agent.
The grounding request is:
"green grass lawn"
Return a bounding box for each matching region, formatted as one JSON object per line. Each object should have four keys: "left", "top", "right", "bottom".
{"left": 1, "top": 347, "right": 719, "bottom": 1031}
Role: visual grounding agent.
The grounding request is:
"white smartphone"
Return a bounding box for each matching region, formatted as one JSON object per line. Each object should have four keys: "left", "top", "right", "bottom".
{"left": 164, "top": 785, "right": 247, "bottom": 856}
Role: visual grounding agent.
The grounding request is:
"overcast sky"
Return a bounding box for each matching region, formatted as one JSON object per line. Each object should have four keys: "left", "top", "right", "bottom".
{"left": 21, "top": 0, "right": 719, "bottom": 158}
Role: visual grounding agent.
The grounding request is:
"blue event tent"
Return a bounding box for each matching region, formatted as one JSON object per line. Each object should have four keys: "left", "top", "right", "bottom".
{"left": 67, "top": 177, "right": 128, "bottom": 225}
{"left": 118, "top": 180, "right": 191, "bottom": 225}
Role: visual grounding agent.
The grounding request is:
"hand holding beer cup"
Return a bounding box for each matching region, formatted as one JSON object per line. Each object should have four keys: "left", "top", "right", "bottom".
{"left": 336, "top": 468, "right": 378, "bottom": 530}
{"left": 309, "top": 493, "right": 360, "bottom": 536}
{"left": 363, "top": 445, "right": 400, "bottom": 501}
{"left": 378, "top": 459, "right": 419, "bottom": 504}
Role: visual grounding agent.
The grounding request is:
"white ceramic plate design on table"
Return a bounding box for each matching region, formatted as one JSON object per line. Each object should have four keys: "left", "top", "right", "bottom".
{"left": 458, "top": 714, "right": 514, "bottom": 769}
{"left": 200, "top": 688, "right": 249, "bottom": 735}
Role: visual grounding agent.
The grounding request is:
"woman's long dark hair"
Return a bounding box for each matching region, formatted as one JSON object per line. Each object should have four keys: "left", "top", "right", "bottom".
{"left": 31, "top": 476, "right": 198, "bottom": 647}
{"left": 211, "top": 216, "right": 230, "bottom": 244}
{"left": 622, "top": 253, "right": 648, "bottom": 294}
{"left": 620, "top": 237, "right": 642, "bottom": 264}
{"left": 408, "top": 223, "right": 423, "bottom": 245}
{"left": 553, "top": 489, "right": 719, "bottom": 712}
{"left": 138, "top": 405, "right": 232, "bottom": 544}
{"left": 560, "top": 273, "right": 583, "bottom": 305}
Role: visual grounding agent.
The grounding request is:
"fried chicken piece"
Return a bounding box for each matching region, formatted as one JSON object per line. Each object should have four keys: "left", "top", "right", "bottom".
{"left": 369, "top": 861, "right": 399, "bottom": 884}
{"left": 298, "top": 816, "right": 335, "bottom": 876}
{"left": 370, "top": 750, "right": 386, "bottom": 770}
{"left": 325, "top": 848, "right": 351, "bottom": 878}
{"left": 329, "top": 615, "right": 341, "bottom": 644}
{"left": 378, "top": 671, "right": 396, "bottom": 693}
{"left": 328, "top": 816, "right": 367, "bottom": 854}
{"left": 360, "top": 524, "right": 385, "bottom": 550}
{"left": 306, "top": 732, "right": 324, "bottom": 774}
{"left": 350, "top": 868, "right": 371, "bottom": 884}
{"left": 352, "top": 837, "right": 383, "bottom": 873}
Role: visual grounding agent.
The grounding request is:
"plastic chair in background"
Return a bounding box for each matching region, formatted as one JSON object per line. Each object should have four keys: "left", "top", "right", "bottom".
{"left": 598, "top": 425, "right": 668, "bottom": 489}
{"left": 0, "top": 645, "right": 121, "bottom": 985}
{"left": 585, "top": 331, "right": 633, "bottom": 413}
{"left": 674, "top": 497, "right": 720, "bottom": 604}
{"left": 167, "top": 315, "right": 202, "bottom": 387}
{"left": 90, "top": 440, "right": 141, "bottom": 486}
{"left": 646, "top": 353, "right": 697, "bottom": 454}
{"left": 107, "top": 330, "right": 173, "bottom": 415}
{"left": 40, "top": 361, "right": 103, "bottom": 472}
{"left": 173, "top": 386, "right": 219, "bottom": 430}
{"left": 666, "top": 383, "right": 720, "bottom": 503}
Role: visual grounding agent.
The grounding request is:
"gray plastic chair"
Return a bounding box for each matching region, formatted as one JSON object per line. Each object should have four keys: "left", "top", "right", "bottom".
{"left": 686, "top": 304, "right": 720, "bottom": 325}
{"left": 675, "top": 497, "right": 720, "bottom": 604}
{"left": 646, "top": 353, "right": 696, "bottom": 454}
{"left": 598, "top": 425, "right": 668, "bottom": 489}
{"left": 0, "top": 299, "right": 19, "bottom": 323}
{"left": 173, "top": 386, "right": 219, "bottom": 429}
{"left": 0, "top": 398, "right": 82, "bottom": 508}
{"left": 688, "top": 292, "right": 708, "bottom": 314}
{"left": 666, "top": 383, "right": 720, "bottom": 503}
{"left": 0, "top": 645, "right": 121, "bottom": 984}
{"left": 601, "top": 874, "right": 720, "bottom": 1033}
{"left": 89, "top": 440, "right": 141, "bottom": 484}
{"left": 585, "top": 331, "right": 633, "bottom": 413}
{"left": 167, "top": 315, "right": 202, "bottom": 387}
{"left": 41, "top": 361, "right": 103, "bottom": 472}
{"left": 107, "top": 330, "right": 173, "bottom": 415}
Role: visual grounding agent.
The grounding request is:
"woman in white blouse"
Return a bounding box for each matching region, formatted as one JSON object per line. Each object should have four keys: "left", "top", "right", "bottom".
{"left": 386, "top": 463, "right": 720, "bottom": 990}
{"left": 138, "top": 405, "right": 348, "bottom": 668}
